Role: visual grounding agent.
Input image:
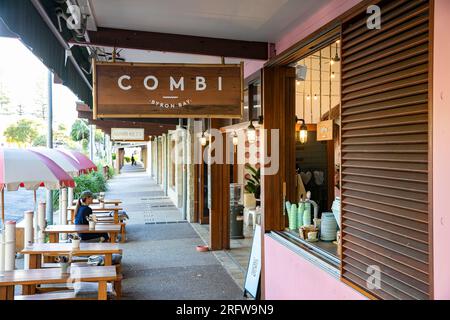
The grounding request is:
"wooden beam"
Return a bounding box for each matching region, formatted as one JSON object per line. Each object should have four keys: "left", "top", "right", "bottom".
{"left": 76, "top": 103, "right": 179, "bottom": 125}
{"left": 209, "top": 119, "right": 232, "bottom": 250}
{"left": 71, "top": 27, "right": 270, "bottom": 60}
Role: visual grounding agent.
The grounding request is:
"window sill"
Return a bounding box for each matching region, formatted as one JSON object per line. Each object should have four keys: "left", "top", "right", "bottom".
{"left": 269, "top": 231, "right": 340, "bottom": 277}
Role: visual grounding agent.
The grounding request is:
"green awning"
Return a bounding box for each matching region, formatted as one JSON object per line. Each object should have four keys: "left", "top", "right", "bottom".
{"left": 0, "top": 0, "right": 92, "bottom": 106}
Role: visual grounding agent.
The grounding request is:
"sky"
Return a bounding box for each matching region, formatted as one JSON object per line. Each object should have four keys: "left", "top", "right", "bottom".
{"left": 0, "top": 37, "right": 79, "bottom": 130}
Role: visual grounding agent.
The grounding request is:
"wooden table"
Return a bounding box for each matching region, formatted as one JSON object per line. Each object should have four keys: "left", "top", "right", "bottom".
{"left": 44, "top": 224, "right": 121, "bottom": 243}
{"left": 0, "top": 266, "right": 117, "bottom": 300}
{"left": 72, "top": 199, "right": 122, "bottom": 206}
{"left": 21, "top": 243, "right": 122, "bottom": 269}
{"left": 68, "top": 205, "right": 123, "bottom": 224}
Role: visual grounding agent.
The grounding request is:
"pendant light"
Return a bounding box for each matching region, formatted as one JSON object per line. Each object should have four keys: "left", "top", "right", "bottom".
{"left": 332, "top": 41, "right": 340, "bottom": 64}
{"left": 200, "top": 131, "right": 207, "bottom": 146}
{"left": 295, "top": 118, "right": 308, "bottom": 144}
{"left": 247, "top": 120, "right": 256, "bottom": 144}
{"left": 232, "top": 131, "right": 239, "bottom": 146}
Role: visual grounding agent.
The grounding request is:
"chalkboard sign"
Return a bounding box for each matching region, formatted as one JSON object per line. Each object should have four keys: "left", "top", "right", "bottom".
{"left": 244, "top": 224, "right": 262, "bottom": 299}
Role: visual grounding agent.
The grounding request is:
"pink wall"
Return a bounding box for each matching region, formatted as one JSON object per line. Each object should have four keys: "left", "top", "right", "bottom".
{"left": 264, "top": 235, "right": 365, "bottom": 299}
{"left": 243, "top": 0, "right": 363, "bottom": 78}
{"left": 433, "top": 0, "right": 450, "bottom": 300}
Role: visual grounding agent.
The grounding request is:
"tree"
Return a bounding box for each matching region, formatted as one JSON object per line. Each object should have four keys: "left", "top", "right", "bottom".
{"left": 70, "top": 119, "right": 90, "bottom": 151}
{"left": 3, "top": 119, "right": 39, "bottom": 146}
{"left": 32, "top": 77, "right": 47, "bottom": 120}
{"left": 0, "top": 83, "right": 11, "bottom": 115}
{"left": 16, "top": 104, "right": 24, "bottom": 116}
{"left": 70, "top": 119, "right": 89, "bottom": 141}
{"left": 32, "top": 134, "right": 47, "bottom": 147}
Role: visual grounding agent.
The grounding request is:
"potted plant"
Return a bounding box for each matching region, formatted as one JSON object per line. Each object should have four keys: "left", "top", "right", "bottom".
{"left": 56, "top": 255, "right": 72, "bottom": 274}
{"left": 244, "top": 164, "right": 261, "bottom": 207}
{"left": 87, "top": 216, "right": 96, "bottom": 230}
{"left": 70, "top": 234, "right": 81, "bottom": 249}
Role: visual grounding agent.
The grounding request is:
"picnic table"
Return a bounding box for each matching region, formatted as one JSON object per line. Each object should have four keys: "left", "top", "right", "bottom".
{"left": 0, "top": 266, "right": 117, "bottom": 300}
{"left": 72, "top": 199, "right": 122, "bottom": 206}
{"left": 44, "top": 224, "right": 121, "bottom": 243}
{"left": 68, "top": 204, "right": 123, "bottom": 224}
{"left": 21, "top": 243, "right": 122, "bottom": 269}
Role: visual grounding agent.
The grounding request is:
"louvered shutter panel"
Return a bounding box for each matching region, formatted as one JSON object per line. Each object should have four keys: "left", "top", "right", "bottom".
{"left": 340, "top": 0, "right": 431, "bottom": 300}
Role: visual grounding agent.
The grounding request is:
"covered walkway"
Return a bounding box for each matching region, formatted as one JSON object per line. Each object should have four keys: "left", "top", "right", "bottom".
{"left": 106, "top": 164, "right": 243, "bottom": 300}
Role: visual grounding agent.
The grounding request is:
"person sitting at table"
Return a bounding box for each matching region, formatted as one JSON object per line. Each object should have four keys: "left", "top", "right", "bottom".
{"left": 74, "top": 190, "right": 109, "bottom": 242}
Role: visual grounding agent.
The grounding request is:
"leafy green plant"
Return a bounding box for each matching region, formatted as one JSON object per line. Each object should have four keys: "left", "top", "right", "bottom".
{"left": 244, "top": 164, "right": 261, "bottom": 200}
{"left": 52, "top": 171, "right": 108, "bottom": 210}
{"left": 124, "top": 156, "right": 131, "bottom": 163}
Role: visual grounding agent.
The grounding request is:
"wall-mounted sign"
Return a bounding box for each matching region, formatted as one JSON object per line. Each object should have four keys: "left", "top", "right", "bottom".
{"left": 111, "top": 128, "right": 145, "bottom": 141}
{"left": 317, "top": 120, "right": 333, "bottom": 141}
{"left": 93, "top": 61, "right": 243, "bottom": 119}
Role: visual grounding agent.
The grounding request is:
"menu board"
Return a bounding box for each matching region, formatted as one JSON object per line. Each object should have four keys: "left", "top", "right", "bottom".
{"left": 244, "top": 224, "right": 261, "bottom": 299}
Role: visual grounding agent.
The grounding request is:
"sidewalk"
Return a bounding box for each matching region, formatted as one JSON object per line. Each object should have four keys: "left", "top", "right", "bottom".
{"left": 108, "top": 164, "right": 243, "bottom": 300}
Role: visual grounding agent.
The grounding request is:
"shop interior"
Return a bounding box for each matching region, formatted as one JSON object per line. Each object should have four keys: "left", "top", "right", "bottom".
{"left": 284, "top": 39, "right": 342, "bottom": 264}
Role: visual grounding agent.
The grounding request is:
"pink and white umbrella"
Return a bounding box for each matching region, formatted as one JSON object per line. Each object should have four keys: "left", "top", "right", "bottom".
{"left": 57, "top": 149, "right": 97, "bottom": 174}
{"left": 0, "top": 148, "right": 75, "bottom": 223}
{"left": 30, "top": 147, "right": 80, "bottom": 177}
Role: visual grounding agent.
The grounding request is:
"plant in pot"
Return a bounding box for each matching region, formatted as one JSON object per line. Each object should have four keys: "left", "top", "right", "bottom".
{"left": 244, "top": 164, "right": 261, "bottom": 207}
{"left": 87, "top": 215, "right": 96, "bottom": 230}
{"left": 56, "top": 254, "right": 72, "bottom": 274}
{"left": 69, "top": 234, "right": 81, "bottom": 249}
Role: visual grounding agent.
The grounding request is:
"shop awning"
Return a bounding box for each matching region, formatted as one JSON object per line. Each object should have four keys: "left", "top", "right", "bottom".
{"left": 0, "top": 0, "right": 92, "bottom": 106}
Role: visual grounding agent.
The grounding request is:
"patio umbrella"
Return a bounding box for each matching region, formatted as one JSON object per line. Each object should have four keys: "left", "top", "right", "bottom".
{"left": 0, "top": 148, "right": 75, "bottom": 273}
{"left": 57, "top": 149, "right": 97, "bottom": 174}
{"left": 0, "top": 148, "right": 75, "bottom": 223}
{"left": 30, "top": 147, "right": 80, "bottom": 177}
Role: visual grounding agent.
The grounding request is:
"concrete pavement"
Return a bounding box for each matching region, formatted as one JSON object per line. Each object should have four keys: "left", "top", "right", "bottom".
{"left": 108, "top": 164, "right": 243, "bottom": 300}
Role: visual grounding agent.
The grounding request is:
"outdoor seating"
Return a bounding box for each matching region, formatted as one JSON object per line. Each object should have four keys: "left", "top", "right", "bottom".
{"left": 44, "top": 224, "right": 121, "bottom": 244}
{"left": 0, "top": 266, "right": 118, "bottom": 300}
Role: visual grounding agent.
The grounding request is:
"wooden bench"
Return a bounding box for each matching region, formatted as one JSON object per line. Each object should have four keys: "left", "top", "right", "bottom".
{"left": 44, "top": 224, "right": 121, "bottom": 243}
{"left": 0, "top": 266, "right": 118, "bottom": 300}
{"left": 15, "top": 290, "right": 77, "bottom": 300}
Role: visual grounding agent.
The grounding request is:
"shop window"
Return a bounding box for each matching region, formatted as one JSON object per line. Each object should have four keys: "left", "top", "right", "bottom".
{"left": 251, "top": 81, "right": 262, "bottom": 120}
{"left": 284, "top": 40, "right": 341, "bottom": 264}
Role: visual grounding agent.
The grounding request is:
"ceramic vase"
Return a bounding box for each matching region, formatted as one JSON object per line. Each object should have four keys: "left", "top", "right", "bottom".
{"left": 331, "top": 197, "right": 341, "bottom": 229}
{"left": 297, "top": 203, "right": 305, "bottom": 229}
{"left": 320, "top": 212, "right": 338, "bottom": 241}
{"left": 303, "top": 202, "right": 312, "bottom": 226}
{"left": 288, "top": 204, "right": 297, "bottom": 230}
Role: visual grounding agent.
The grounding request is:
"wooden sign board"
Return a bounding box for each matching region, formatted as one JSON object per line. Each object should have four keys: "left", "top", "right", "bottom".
{"left": 317, "top": 120, "right": 334, "bottom": 141}
{"left": 111, "top": 128, "right": 145, "bottom": 141}
{"left": 93, "top": 61, "right": 243, "bottom": 119}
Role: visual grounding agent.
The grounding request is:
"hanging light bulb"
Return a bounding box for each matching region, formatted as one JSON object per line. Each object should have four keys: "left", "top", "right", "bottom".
{"left": 247, "top": 120, "right": 256, "bottom": 144}
{"left": 306, "top": 95, "right": 311, "bottom": 101}
{"left": 295, "top": 118, "right": 308, "bottom": 144}
{"left": 314, "top": 94, "right": 318, "bottom": 101}
{"left": 200, "top": 131, "right": 207, "bottom": 146}
{"left": 331, "top": 72, "right": 336, "bottom": 79}
{"left": 232, "top": 131, "right": 239, "bottom": 146}
{"left": 332, "top": 42, "right": 340, "bottom": 63}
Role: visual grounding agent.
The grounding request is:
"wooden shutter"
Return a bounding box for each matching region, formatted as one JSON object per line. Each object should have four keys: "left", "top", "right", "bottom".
{"left": 340, "top": 0, "right": 431, "bottom": 300}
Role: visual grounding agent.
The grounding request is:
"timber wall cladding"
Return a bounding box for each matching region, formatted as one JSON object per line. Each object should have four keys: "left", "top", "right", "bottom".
{"left": 340, "top": 0, "right": 430, "bottom": 299}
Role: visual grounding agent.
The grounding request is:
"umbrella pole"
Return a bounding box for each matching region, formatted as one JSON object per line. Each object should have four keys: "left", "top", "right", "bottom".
{"left": 1, "top": 188, "right": 4, "bottom": 225}
{"left": 0, "top": 189, "right": 4, "bottom": 274}
{"left": 33, "top": 190, "right": 38, "bottom": 243}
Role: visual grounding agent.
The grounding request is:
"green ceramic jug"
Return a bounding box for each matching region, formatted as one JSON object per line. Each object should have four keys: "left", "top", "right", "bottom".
{"left": 297, "top": 202, "right": 305, "bottom": 228}
{"left": 289, "top": 204, "right": 297, "bottom": 230}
